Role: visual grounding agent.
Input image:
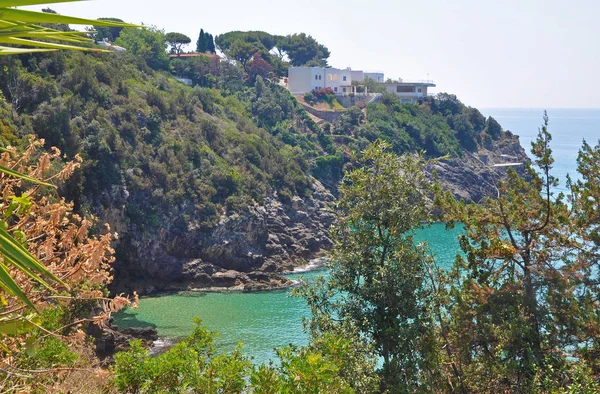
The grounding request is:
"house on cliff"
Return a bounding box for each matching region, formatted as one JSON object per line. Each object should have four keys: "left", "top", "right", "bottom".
{"left": 380, "top": 80, "right": 436, "bottom": 103}
{"left": 287, "top": 66, "right": 356, "bottom": 95}
{"left": 287, "top": 66, "right": 435, "bottom": 103}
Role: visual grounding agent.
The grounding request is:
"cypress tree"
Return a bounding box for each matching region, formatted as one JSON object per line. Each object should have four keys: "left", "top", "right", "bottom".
{"left": 196, "top": 29, "right": 207, "bottom": 53}
{"left": 207, "top": 33, "right": 216, "bottom": 53}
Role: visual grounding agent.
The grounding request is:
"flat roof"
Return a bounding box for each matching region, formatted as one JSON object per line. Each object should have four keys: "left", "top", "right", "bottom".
{"left": 382, "top": 81, "right": 436, "bottom": 87}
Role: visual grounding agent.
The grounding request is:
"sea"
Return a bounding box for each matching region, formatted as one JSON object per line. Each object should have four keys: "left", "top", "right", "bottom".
{"left": 114, "top": 108, "right": 600, "bottom": 365}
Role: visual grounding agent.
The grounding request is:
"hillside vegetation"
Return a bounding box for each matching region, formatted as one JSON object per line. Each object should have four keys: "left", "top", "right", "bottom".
{"left": 5, "top": 20, "right": 600, "bottom": 394}
{"left": 0, "top": 27, "right": 522, "bottom": 290}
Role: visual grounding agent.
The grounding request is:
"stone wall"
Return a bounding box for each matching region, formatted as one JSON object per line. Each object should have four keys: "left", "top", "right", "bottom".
{"left": 301, "top": 103, "right": 345, "bottom": 123}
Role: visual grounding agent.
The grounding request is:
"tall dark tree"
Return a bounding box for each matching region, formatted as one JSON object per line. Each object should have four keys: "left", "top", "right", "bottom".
{"left": 207, "top": 33, "right": 216, "bottom": 53}
{"left": 196, "top": 28, "right": 207, "bottom": 53}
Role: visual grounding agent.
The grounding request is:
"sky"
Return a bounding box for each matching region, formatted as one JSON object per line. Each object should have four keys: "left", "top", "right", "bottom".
{"left": 28, "top": 0, "right": 600, "bottom": 109}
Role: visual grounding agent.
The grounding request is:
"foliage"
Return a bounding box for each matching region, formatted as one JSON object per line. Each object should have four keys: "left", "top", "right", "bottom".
{"left": 436, "top": 114, "right": 600, "bottom": 392}
{"left": 351, "top": 93, "right": 501, "bottom": 157}
{"left": 90, "top": 17, "right": 126, "bottom": 42}
{"left": 115, "top": 26, "right": 170, "bottom": 70}
{"left": 0, "top": 137, "right": 130, "bottom": 392}
{"left": 278, "top": 33, "right": 330, "bottom": 67}
{"left": 215, "top": 30, "right": 330, "bottom": 75}
{"left": 113, "top": 320, "right": 249, "bottom": 393}
{"left": 0, "top": 50, "right": 325, "bottom": 277}
{"left": 196, "top": 28, "right": 215, "bottom": 53}
{"left": 113, "top": 319, "right": 374, "bottom": 393}
{"left": 0, "top": 0, "right": 133, "bottom": 55}
{"left": 246, "top": 53, "right": 274, "bottom": 84}
{"left": 303, "top": 91, "right": 316, "bottom": 105}
{"left": 227, "top": 40, "right": 261, "bottom": 71}
{"left": 215, "top": 30, "right": 280, "bottom": 54}
{"left": 302, "top": 141, "right": 448, "bottom": 392}
{"left": 165, "top": 32, "right": 191, "bottom": 55}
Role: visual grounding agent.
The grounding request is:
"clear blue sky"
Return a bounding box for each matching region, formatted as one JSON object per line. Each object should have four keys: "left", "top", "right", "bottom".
{"left": 30, "top": 0, "right": 600, "bottom": 109}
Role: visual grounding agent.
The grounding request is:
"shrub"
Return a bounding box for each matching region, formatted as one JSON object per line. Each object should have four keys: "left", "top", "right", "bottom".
{"left": 304, "top": 91, "right": 317, "bottom": 105}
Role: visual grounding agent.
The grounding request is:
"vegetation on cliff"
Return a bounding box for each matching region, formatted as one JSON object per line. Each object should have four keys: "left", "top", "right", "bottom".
{"left": 3, "top": 11, "right": 599, "bottom": 392}
{"left": 0, "top": 24, "right": 524, "bottom": 288}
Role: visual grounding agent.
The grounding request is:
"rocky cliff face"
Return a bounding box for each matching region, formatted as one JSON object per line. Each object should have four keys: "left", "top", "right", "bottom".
{"left": 111, "top": 180, "right": 335, "bottom": 294}
{"left": 110, "top": 134, "right": 527, "bottom": 294}
{"left": 433, "top": 134, "right": 529, "bottom": 202}
{"left": 109, "top": 134, "right": 528, "bottom": 294}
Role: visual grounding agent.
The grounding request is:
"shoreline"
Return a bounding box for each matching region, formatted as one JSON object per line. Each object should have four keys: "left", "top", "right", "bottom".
{"left": 134, "top": 255, "right": 331, "bottom": 297}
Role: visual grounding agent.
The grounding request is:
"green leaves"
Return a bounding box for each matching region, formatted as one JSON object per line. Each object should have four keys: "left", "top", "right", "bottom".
{"left": 0, "top": 164, "right": 55, "bottom": 187}
{"left": 0, "top": 225, "right": 66, "bottom": 310}
{"left": 0, "top": 0, "right": 136, "bottom": 55}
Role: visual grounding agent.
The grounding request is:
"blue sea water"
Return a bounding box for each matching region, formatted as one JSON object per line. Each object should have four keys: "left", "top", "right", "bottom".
{"left": 114, "top": 108, "right": 600, "bottom": 365}
{"left": 480, "top": 108, "right": 600, "bottom": 192}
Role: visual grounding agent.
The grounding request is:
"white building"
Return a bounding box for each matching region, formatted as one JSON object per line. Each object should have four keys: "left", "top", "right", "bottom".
{"left": 381, "top": 80, "right": 436, "bottom": 103}
{"left": 287, "top": 66, "right": 435, "bottom": 102}
{"left": 288, "top": 67, "right": 355, "bottom": 95}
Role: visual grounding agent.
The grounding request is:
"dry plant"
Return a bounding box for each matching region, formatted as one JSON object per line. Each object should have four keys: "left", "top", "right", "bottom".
{"left": 0, "top": 137, "right": 137, "bottom": 392}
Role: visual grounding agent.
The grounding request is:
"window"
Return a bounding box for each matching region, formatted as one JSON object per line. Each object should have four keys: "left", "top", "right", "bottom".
{"left": 343, "top": 76, "right": 347, "bottom": 82}
{"left": 343, "top": 87, "right": 347, "bottom": 93}
{"left": 319, "top": 75, "right": 322, "bottom": 80}
{"left": 315, "top": 75, "right": 318, "bottom": 80}
{"left": 417, "top": 88, "right": 422, "bottom": 93}
{"left": 334, "top": 87, "right": 338, "bottom": 92}
{"left": 396, "top": 86, "right": 415, "bottom": 93}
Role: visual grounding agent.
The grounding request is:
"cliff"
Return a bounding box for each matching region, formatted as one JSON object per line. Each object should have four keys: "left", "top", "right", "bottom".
{"left": 0, "top": 51, "right": 528, "bottom": 293}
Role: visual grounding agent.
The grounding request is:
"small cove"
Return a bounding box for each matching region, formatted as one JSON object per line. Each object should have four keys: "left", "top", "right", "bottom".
{"left": 114, "top": 108, "right": 594, "bottom": 364}
{"left": 113, "top": 223, "right": 462, "bottom": 365}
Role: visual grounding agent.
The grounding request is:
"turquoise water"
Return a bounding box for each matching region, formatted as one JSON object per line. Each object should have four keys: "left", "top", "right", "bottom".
{"left": 114, "top": 223, "right": 462, "bottom": 364}
{"left": 114, "top": 108, "right": 597, "bottom": 364}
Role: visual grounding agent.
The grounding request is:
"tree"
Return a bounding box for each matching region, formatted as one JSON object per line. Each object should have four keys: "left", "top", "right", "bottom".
{"left": 278, "top": 33, "right": 330, "bottom": 66}
{"left": 91, "top": 17, "right": 125, "bottom": 42}
{"left": 486, "top": 115, "right": 503, "bottom": 139}
{"left": 165, "top": 31, "right": 191, "bottom": 55}
{"left": 115, "top": 27, "right": 170, "bottom": 70}
{"left": 196, "top": 28, "right": 207, "bottom": 53}
{"left": 207, "top": 33, "right": 216, "bottom": 53}
{"left": 437, "top": 113, "right": 600, "bottom": 391}
{"left": 428, "top": 93, "right": 463, "bottom": 116}
{"left": 215, "top": 30, "right": 279, "bottom": 53}
{"left": 302, "top": 141, "right": 447, "bottom": 392}
{"left": 247, "top": 53, "right": 274, "bottom": 84}
{"left": 228, "top": 39, "right": 261, "bottom": 71}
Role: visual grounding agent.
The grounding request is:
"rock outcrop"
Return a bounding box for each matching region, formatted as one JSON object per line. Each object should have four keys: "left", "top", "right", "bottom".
{"left": 433, "top": 134, "right": 529, "bottom": 202}
{"left": 91, "top": 320, "right": 158, "bottom": 363}
{"left": 111, "top": 180, "right": 334, "bottom": 294}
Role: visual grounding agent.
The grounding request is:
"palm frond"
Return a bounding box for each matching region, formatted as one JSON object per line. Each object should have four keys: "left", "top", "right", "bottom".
{"left": 0, "top": 1, "right": 129, "bottom": 310}
{"left": 0, "top": 0, "right": 137, "bottom": 55}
